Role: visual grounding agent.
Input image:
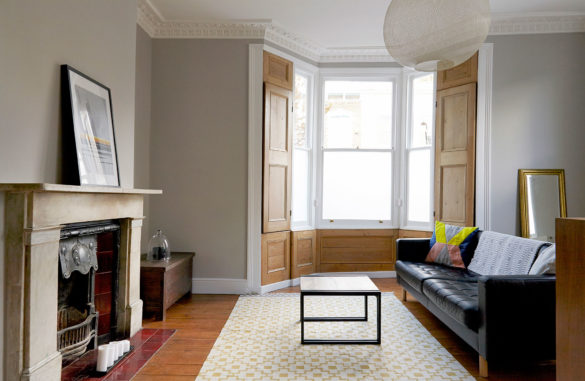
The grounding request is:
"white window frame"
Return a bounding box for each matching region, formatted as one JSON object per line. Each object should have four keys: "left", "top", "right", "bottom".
{"left": 291, "top": 67, "right": 317, "bottom": 231}
{"left": 316, "top": 68, "right": 403, "bottom": 229}
{"left": 399, "top": 69, "right": 436, "bottom": 231}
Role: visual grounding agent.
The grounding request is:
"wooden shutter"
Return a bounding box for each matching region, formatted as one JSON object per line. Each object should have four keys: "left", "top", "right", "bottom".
{"left": 436, "top": 52, "right": 478, "bottom": 90}
{"left": 263, "top": 51, "right": 293, "bottom": 90}
{"left": 261, "top": 231, "right": 291, "bottom": 285}
{"left": 263, "top": 83, "right": 293, "bottom": 233}
{"left": 434, "top": 83, "right": 477, "bottom": 226}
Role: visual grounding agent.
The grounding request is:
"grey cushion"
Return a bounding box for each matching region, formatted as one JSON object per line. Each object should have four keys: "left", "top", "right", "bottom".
{"left": 529, "top": 244, "right": 556, "bottom": 275}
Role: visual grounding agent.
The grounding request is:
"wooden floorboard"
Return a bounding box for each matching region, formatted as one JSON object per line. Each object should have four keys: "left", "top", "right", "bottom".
{"left": 135, "top": 279, "right": 555, "bottom": 380}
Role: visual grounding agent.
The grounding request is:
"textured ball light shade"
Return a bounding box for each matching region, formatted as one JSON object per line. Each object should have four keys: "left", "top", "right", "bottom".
{"left": 383, "top": 0, "right": 490, "bottom": 72}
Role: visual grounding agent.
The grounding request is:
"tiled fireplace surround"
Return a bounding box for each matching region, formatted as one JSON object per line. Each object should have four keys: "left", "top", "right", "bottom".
{"left": 1, "top": 184, "right": 160, "bottom": 381}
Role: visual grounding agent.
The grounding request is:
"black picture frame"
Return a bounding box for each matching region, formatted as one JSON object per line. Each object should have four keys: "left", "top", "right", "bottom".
{"left": 61, "top": 65, "right": 120, "bottom": 187}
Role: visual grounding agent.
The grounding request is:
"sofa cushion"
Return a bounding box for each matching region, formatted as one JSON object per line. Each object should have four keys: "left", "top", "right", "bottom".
{"left": 529, "top": 244, "right": 556, "bottom": 275}
{"left": 423, "top": 279, "right": 480, "bottom": 331}
{"left": 426, "top": 221, "right": 479, "bottom": 268}
{"left": 396, "top": 261, "right": 478, "bottom": 294}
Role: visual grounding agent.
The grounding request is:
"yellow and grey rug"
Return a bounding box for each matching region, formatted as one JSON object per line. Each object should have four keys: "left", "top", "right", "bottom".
{"left": 196, "top": 293, "right": 474, "bottom": 380}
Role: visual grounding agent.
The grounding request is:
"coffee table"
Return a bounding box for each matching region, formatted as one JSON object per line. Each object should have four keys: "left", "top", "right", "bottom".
{"left": 300, "top": 276, "right": 381, "bottom": 344}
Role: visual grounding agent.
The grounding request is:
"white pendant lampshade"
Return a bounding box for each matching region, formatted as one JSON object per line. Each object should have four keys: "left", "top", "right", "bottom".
{"left": 383, "top": 0, "right": 491, "bottom": 72}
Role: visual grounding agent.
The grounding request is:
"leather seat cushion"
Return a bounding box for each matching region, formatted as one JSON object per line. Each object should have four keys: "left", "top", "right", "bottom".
{"left": 396, "top": 261, "right": 479, "bottom": 294}
{"left": 423, "top": 279, "right": 480, "bottom": 331}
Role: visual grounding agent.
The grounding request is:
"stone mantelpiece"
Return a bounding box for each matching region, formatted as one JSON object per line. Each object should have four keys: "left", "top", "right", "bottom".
{"left": 1, "top": 184, "right": 161, "bottom": 381}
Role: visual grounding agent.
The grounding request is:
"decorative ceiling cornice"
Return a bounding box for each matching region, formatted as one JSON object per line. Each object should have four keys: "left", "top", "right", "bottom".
{"left": 319, "top": 47, "right": 396, "bottom": 63}
{"left": 136, "top": 0, "right": 380, "bottom": 63}
{"left": 137, "top": 0, "right": 161, "bottom": 37}
{"left": 137, "top": 0, "right": 585, "bottom": 63}
{"left": 264, "top": 23, "right": 322, "bottom": 62}
{"left": 489, "top": 13, "right": 585, "bottom": 35}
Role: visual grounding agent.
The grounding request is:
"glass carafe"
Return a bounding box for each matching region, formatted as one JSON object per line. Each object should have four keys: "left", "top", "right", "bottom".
{"left": 147, "top": 229, "right": 171, "bottom": 261}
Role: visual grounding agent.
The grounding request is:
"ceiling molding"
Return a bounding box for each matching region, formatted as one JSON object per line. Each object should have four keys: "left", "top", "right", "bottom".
{"left": 319, "top": 47, "right": 395, "bottom": 63}
{"left": 137, "top": 0, "right": 391, "bottom": 63}
{"left": 137, "top": 1, "right": 585, "bottom": 63}
{"left": 137, "top": 0, "right": 161, "bottom": 37}
{"left": 264, "top": 24, "right": 322, "bottom": 62}
{"left": 490, "top": 12, "right": 585, "bottom": 35}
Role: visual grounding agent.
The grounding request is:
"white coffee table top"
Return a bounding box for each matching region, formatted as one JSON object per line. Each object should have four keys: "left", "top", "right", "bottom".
{"left": 300, "top": 276, "right": 379, "bottom": 292}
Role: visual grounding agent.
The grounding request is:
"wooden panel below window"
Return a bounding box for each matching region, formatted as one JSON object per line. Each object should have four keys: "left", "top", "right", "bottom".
{"left": 436, "top": 52, "right": 478, "bottom": 91}
{"left": 398, "top": 229, "right": 433, "bottom": 239}
{"left": 291, "top": 230, "right": 317, "bottom": 279}
{"left": 319, "top": 263, "right": 393, "bottom": 272}
{"left": 317, "top": 229, "right": 398, "bottom": 272}
{"left": 261, "top": 231, "right": 291, "bottom": 285}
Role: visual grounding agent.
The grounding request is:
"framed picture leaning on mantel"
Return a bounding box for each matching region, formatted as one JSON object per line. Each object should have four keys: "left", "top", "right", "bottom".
{"left": 61, "top": 64, "right": 120, "bottom": 187}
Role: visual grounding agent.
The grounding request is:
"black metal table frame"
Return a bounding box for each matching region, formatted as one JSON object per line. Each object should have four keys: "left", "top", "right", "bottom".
{"left": 300, "top": 290, "right": 381, "bottom": 345}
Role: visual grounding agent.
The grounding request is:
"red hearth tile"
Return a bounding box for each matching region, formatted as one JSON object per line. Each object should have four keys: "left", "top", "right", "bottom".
{"left": 141, "top": 340, "right": 164, "bottom": 351}
{"left": 61, "top": 329, "right": 175, "bottom": 381}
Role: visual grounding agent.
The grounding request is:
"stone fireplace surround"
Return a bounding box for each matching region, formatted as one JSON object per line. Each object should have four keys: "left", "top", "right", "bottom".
{"left": 1, "top": 184, "right": 161, "bottom": 381}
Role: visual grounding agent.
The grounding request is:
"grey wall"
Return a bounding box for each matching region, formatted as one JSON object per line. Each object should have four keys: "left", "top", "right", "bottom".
{"left": 0, "top": 1, "right": 137, "bottom": 377}
{"left": 0, "top": 0, "right": 138, "bottom": 187}
{"left": 150, "top": 39, "right": 260, "bottom": 279}
{"left": 487, "top": 33, "right": 585, "bottom": 235}
{"left": 135, "top": 25, "right": 153, "bottom": 252}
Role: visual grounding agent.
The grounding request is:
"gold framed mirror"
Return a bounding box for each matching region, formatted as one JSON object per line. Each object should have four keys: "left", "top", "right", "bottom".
{"left": 518, "top": 169, "right": 567, "bottom": 242}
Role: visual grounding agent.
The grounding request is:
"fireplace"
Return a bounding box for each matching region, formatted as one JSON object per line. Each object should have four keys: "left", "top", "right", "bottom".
{"left": 1, "top": 184, "right": 160, "bottom": 381}
{"left": 57, "top": 221, "right": 121, "bottom": 365}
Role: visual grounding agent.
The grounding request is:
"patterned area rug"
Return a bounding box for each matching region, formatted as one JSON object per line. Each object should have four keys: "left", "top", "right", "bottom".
{"left": 196, "top": 293, "right": 474, "bottom": 380}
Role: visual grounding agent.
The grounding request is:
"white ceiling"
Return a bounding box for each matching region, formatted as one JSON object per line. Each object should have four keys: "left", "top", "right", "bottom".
{"left": 148, "top": 0, "right": 585, "bottom": 48}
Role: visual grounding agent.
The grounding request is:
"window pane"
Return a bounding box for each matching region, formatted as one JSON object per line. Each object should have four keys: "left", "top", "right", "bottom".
{"left": 322, "top": 151, "right": 391, "bottom": 220}
{"left": 292, "top": 149, "right": 309, "bottom": 223}
{"left": 407, "top": 149, "right": 431, "bottom": 222}
{"left": 294, "top": 74, "right": 309, "bottom": 148}
{"left": 324, "top": 81, "right": 393, "bottom": 149}
{"left": 410, "top": 74, "right": 434, "bottom": 148}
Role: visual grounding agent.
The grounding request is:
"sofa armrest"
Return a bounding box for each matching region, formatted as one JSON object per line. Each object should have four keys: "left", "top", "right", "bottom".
{"left": 396, "top": 238, "right": 431, "bottom": 263}
{"left": 477, "top": 275, "right": 556, "bottom": 362}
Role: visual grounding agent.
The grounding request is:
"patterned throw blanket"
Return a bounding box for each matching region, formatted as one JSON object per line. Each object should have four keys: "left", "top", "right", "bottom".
{"left": 468, "top": 231, "right": 549, "bottom": 275}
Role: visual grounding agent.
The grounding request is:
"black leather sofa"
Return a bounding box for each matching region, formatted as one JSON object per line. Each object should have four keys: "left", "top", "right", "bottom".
{"left": 395, "top": 233, "right": 556, "bottom": 377}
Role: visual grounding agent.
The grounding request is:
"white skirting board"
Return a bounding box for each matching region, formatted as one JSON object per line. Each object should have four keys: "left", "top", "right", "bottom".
{"left": 192, "top": 272, "right": 396, "bottom": 295}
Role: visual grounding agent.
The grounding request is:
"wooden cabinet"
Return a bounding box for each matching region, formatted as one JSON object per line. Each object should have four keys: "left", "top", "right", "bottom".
{"left": 140, "top": 252, "right": 194, "bottom": 320}
{"left": 263, "top": 51, "right": 293, "bottom": 90}
{"left": 291, "top": 230, "right": 317, "bottom": 278}
{"left": 556, "top": 218, "right": 585, "bottom": 380}
{"left": 261, "top": 231, "right": 290, "bottom": 285}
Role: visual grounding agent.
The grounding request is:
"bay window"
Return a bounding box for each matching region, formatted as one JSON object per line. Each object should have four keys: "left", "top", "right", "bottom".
{"left": 291, "top": 71, "right": 314, "bottom": 229}
{"left": 290, "top": 67, "right": 435, "bottom": 231}
{"left": 404, "top": 72, "right": 435, "bottom": 228}
{"left": 320, "top": 80, "right": 396, "bottom": 227}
